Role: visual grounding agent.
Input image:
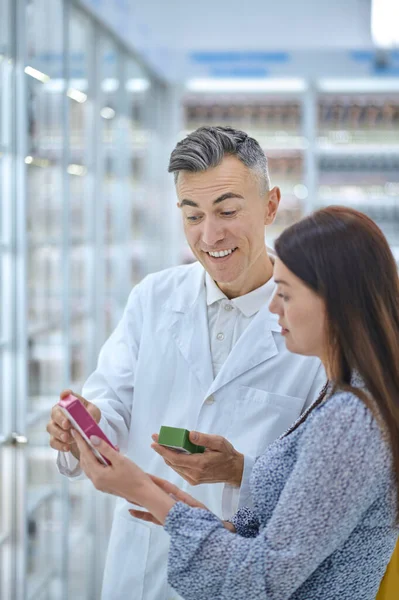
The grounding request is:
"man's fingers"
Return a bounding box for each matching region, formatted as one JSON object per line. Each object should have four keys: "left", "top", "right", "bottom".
{"left": 189, "top": 431, "right": 226, "bottom": 451}
{"left": 162, "top": 458, "right": 200, "bottom": 483}
{"left": 60, "top": 388, "right": 87, "bottom": 406}
{"left": 47, "top": 421, "right": 73, "bottom": 443}
{"left": 152, "top": 446, "right": 206, "bottom": 485}
{"left": 164, "top": 465, "right": 198, "bottom": 486}
{"left": 87, "top": 404, "right": 98, "bottom": 417}
{"left": 59, "top": 389, "right": 96, "bottom": 414}
{"left": 58, "top": 390, "right": 101, "bottom": 425}
{"left": 152, "top": 431, "right": 227, "bottom": 453}
{"left": 49, "top": 436, "right": 71, "bottom": 453}
{"left": 151, "top": 443, "right": 201, "bottom": 467}
{"left": 51, "top": 406, "right": 71, "bottom": 430}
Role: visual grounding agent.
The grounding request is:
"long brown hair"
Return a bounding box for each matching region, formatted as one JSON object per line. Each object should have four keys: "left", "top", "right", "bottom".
{"left": 275, "top": 206, "right": 399, "bottom": 516}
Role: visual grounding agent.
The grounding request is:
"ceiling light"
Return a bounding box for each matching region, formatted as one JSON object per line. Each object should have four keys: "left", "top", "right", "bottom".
{"left": 100, "top": 107, "right": 116, "bottom": 119}
{"left": 294, "top": 184, "right": 308, "bottom": 200}
{"left": 371, "top": 0, "right": 399, "bottom": 48}
{"left": 24, "top": 66, "right": 50, "bottom": 83}
{"left": 67, "top": 164, "right": 87, "bottom": 176}
{"left": 125, "top": 78, "right": 150, "bottom": 92}
{"left": 317, "top": 78, "right": 399, "bottom": 92}
{"left": 24, "top": 157, "right": 50, "bottom": 168}
{"left": 185, "top": 78, "right": 307, "bottom": 93}
{"left": 67, "top": 88, "right": 87, "bottom": 103}
{"left": 101, "top": 78, "right": 119, "bottom": 93}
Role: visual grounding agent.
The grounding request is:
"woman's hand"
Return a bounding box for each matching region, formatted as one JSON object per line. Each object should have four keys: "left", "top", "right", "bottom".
{"left": 129, "top": 474, "right": 209, "bottom": 525}
{"left": 73, "top": 432, "right": 237, "bottom": 531}
{"left": 72, "top": 430, "right": 152, "bottom": 505}
{"left": 128, "top": 475, "right": 235, "bottom": 532}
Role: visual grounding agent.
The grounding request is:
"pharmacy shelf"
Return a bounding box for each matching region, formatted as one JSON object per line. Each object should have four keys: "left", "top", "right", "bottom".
{"left": 317, "top": 145, "right": 399, "bottom": 156}
{"left": 27, "top": 568, "right": 58, "bottom": 600}
{"left": 28, "top": 485, "right": 58, "bottom": 516}
{"left": 180, "top": 92, "right": 399, "bottom": 264}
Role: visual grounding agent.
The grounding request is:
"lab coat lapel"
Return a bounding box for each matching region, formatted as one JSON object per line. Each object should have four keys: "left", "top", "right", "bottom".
{"left": 207, "top": 306, "right": 280, "bottom": 396}
{"left": 167, "top": 263, "right": 214, "bottom": 396}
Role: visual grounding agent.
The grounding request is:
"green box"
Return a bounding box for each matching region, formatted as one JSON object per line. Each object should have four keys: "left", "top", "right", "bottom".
{"left": 158, "top": 426, "right": 205, "bottom": 454}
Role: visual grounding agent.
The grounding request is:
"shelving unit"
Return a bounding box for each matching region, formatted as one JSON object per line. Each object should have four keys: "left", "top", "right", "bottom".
{"left": 0, "top": 1, "right": 171, "bottom": 598}
{"left": 316, "top": 92, "right": 399, "bottom": 254}
{"left": 181, "top": 86, "right": 399, "bottom": 262}
{"left": 0, "top": 0, "right": 16, "bottom": 597}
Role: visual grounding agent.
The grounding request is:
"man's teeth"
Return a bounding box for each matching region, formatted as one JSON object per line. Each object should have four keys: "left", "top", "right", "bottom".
{"left": 208, "top": 249, "right": 235, "bottom": 258}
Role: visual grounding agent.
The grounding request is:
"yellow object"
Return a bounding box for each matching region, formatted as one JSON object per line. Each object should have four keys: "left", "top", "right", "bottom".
{"left": 377, "top": 541, "right": 399, "bottom": 599}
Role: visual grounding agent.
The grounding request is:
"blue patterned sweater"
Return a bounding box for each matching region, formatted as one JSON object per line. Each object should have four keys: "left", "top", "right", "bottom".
{"left": 164, "top": 386, "right": 398, "bottom": 599}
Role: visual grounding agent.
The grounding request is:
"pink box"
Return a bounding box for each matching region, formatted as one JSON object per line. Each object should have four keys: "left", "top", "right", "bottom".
{"left": 58, "top": 394, "right": 116, "bottom": 466}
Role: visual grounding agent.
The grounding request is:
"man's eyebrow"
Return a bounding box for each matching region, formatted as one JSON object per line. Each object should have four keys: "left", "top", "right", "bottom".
{"left": 213, "top": 192, "right": 244, "bottom": 205}
{"left": 179, "top": 192, "right": 244, "bottom": 208}
{"left": 274, "top": 279, "right": 291, "bottom": 286}
{"left": 179, "top": 199, "right": 198, "bottom": 208}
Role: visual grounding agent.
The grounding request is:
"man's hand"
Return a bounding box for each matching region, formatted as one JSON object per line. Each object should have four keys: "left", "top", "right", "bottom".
{"left": 151, "top": 431, "right": 244, "bottom": 487}
{"left": 47, "top": 389, "right": 101, "bottom": 460}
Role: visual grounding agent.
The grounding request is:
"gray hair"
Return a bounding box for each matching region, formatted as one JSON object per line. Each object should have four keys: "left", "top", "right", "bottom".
{"left": 168, "top": 126, "right": 271, "bottom": 194}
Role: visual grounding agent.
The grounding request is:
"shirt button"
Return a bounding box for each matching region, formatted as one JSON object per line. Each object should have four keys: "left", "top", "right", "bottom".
{"left": 224, "top": 304, "right": 234, "bottom": 311}
{"left": 216, "top": 332, "right": 224, "bottom": 341}
{"left": 205, "top": 395, "right": 215, "bottom": 405}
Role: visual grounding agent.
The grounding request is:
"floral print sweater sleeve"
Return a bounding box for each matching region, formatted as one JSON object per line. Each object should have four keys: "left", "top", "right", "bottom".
{"left": 163, "top": 392, "right": 397, "bottom": 600}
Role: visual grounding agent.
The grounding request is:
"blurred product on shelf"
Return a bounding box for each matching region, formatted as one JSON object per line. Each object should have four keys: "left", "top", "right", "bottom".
{"left": 185, "top": 101, "right": 302, "bottom": 132}
{"left": 182, "top": 92, "right": 399, "bottom": 265}
{"left": 318, "top": 97, "right": 399, "bottom": 134}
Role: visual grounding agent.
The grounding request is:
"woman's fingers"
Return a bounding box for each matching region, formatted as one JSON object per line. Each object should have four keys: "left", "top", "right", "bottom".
{"left": 149, "top": 474, "right": 184, "bottom": 495}
{"left": 148, "top": 474, "right": 206, "bottom": 509}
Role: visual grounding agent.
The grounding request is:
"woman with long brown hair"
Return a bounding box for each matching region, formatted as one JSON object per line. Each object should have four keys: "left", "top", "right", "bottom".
{"left": 73, "top": 206, "right": 399, "bottom": 600}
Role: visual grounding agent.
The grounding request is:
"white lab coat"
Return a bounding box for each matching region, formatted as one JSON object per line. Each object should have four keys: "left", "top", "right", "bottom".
{"left": 59, "top": 261, "right": 325, "bottom": 600}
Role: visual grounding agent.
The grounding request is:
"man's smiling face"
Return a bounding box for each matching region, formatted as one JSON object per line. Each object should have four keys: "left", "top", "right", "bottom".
{"left": 177, "top": 155, "right": 280, "bottom": 297}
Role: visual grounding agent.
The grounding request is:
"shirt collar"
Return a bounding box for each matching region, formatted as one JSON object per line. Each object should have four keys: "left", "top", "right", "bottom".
{"left": 205, "top": 272, "right": 227, "bottom": 305}
{"left": 205, "top": 271, "right": 276, "bottom": 317}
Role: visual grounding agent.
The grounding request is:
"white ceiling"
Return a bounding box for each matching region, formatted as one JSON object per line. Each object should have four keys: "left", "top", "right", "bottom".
{"left": 131, "top": 0, "right": 372, "bottom": 51}
{"left": 80, "top": 0, "right": 397, "bottom": 81}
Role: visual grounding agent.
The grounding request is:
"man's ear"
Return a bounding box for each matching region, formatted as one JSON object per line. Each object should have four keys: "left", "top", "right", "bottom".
{"left": 264, "top": 186, "right": 281, "bottom": 225}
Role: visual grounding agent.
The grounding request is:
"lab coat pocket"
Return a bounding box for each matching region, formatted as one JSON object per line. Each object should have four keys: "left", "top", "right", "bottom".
{"left": 229, "top": 387, "right": 304, "bottom": 456}
{"left": 101, "top": 513, "right": 150, "bottom": 600}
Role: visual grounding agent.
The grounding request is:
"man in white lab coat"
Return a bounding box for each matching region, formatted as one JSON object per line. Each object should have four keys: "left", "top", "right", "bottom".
{"left": 47, "top": 126, "right": 325, "bottom": 600}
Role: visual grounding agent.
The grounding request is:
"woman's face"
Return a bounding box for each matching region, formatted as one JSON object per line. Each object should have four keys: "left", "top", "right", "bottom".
{"left": 269, "top": 257, "right": 327, "bottom": 361}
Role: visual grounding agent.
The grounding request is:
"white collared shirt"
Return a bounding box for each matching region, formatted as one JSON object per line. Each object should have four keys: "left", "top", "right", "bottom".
{"left": 205, "top": 272, "right": 276, "bottom": 378}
